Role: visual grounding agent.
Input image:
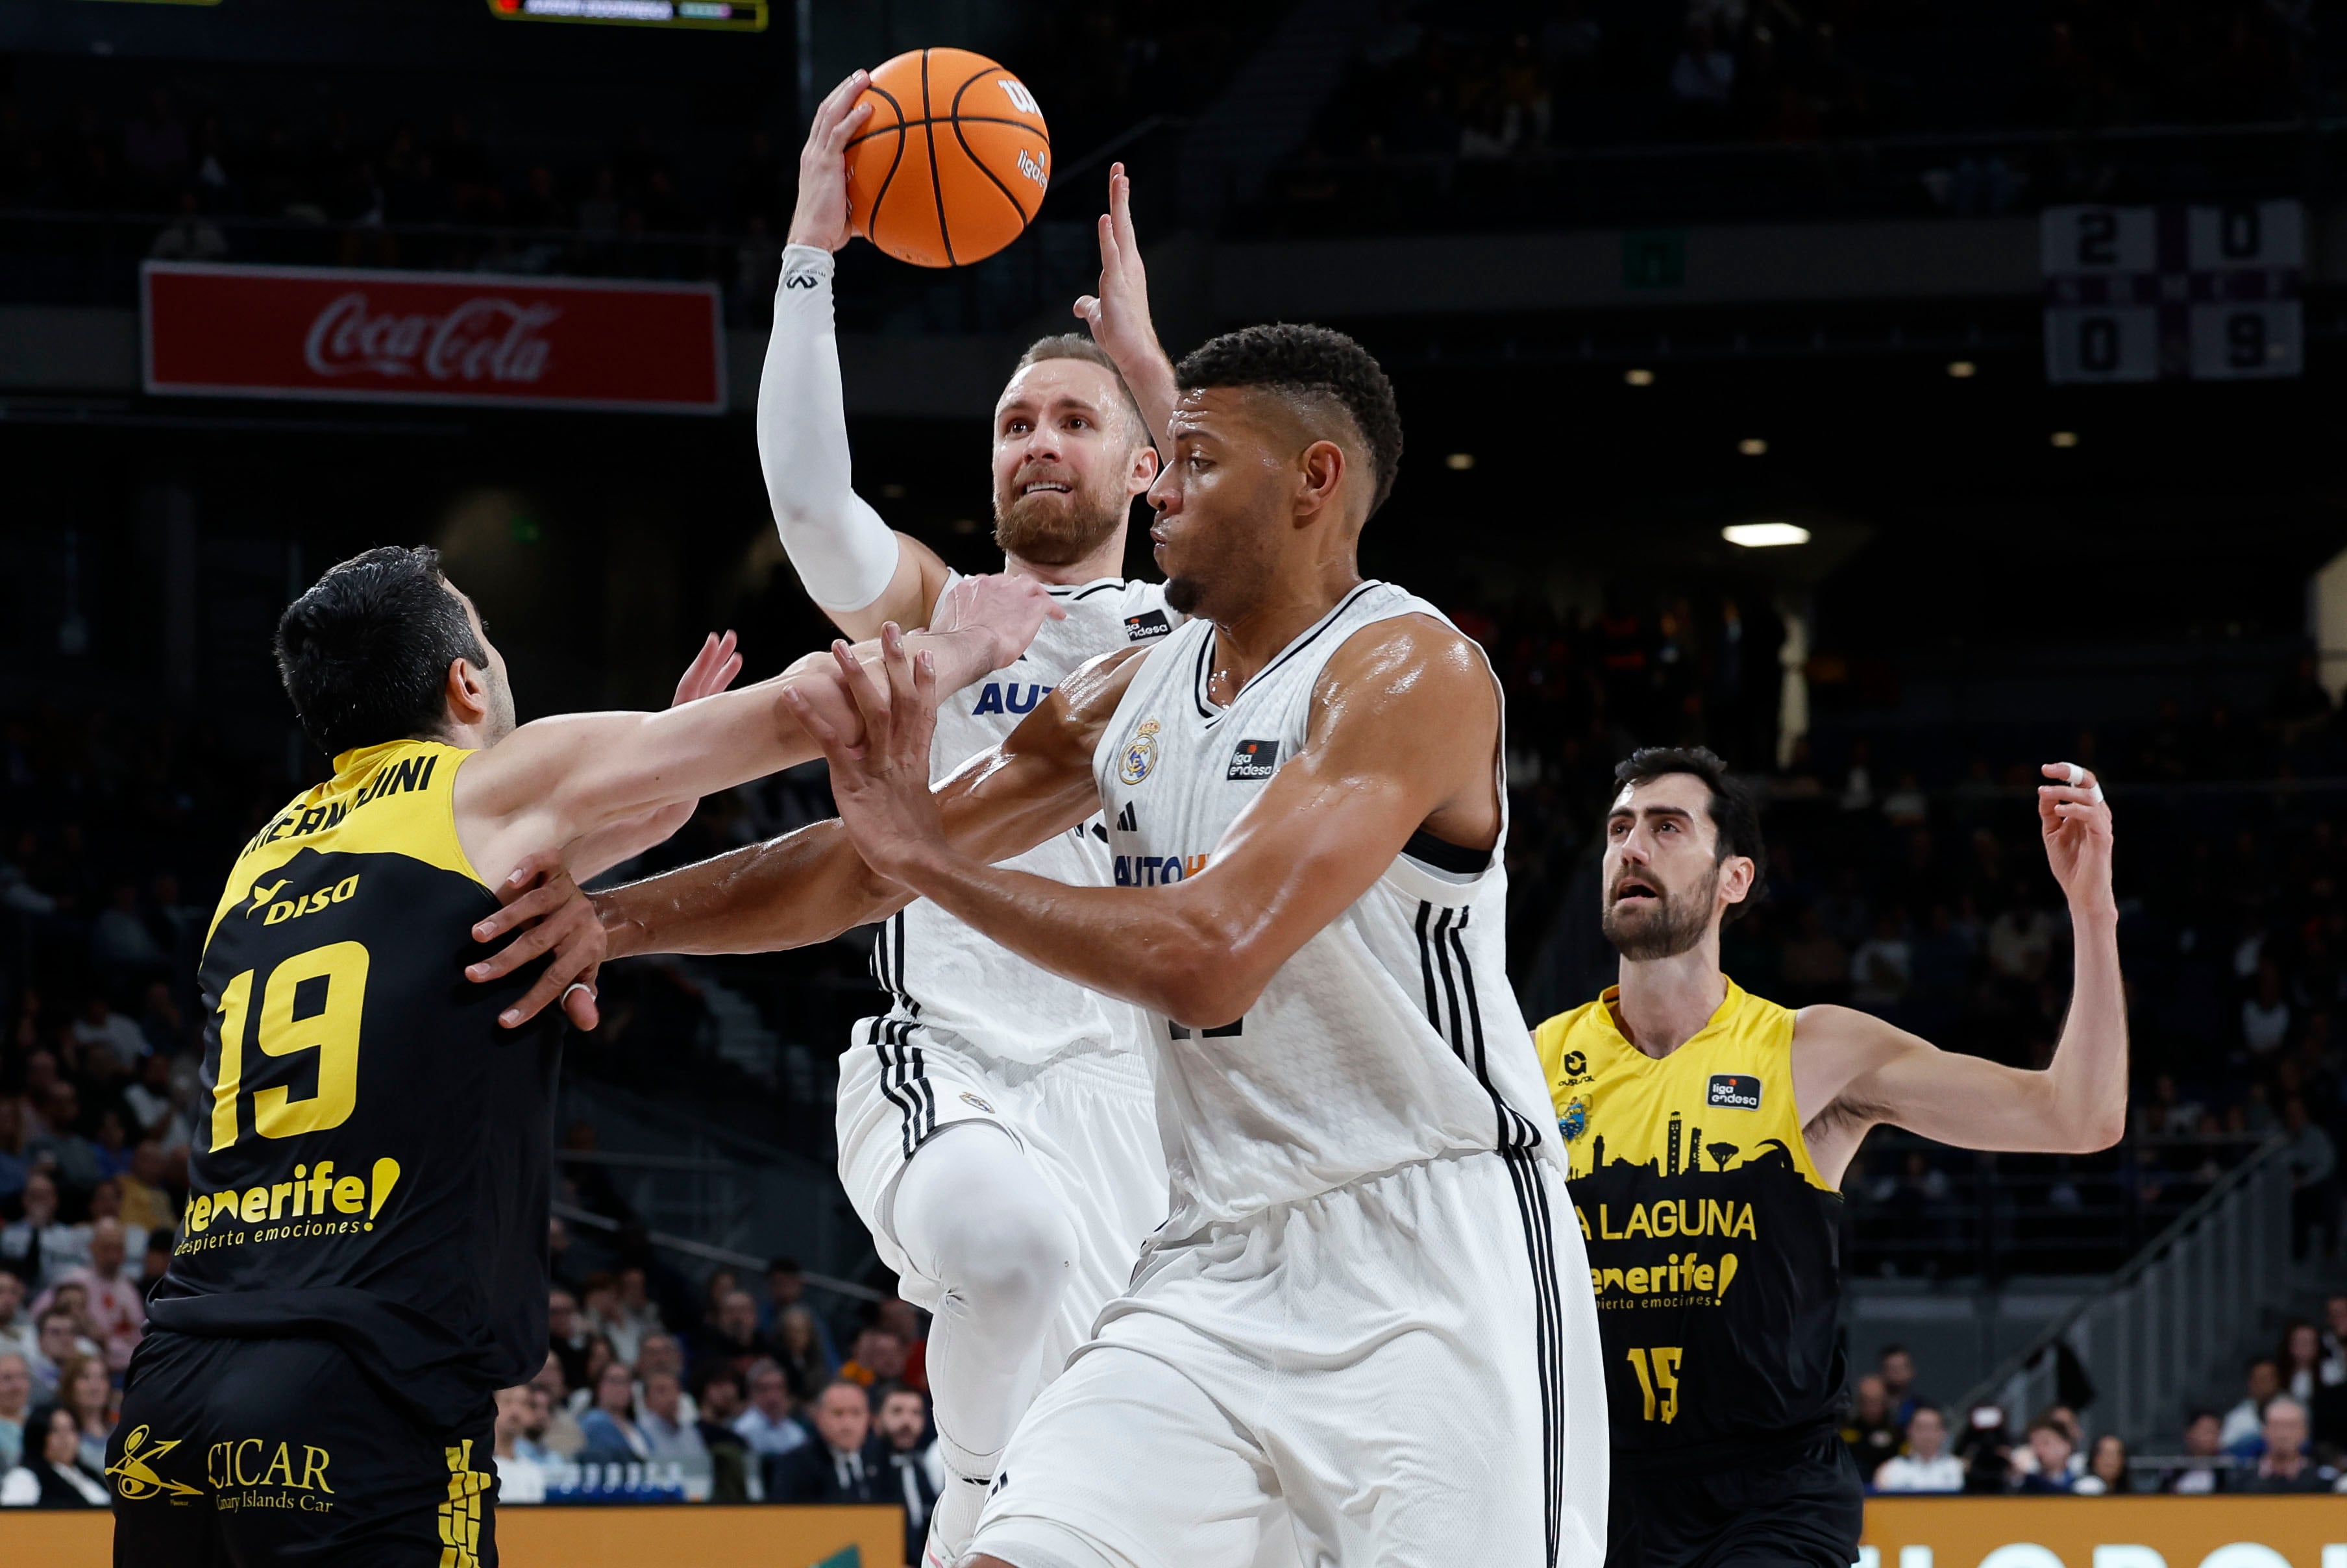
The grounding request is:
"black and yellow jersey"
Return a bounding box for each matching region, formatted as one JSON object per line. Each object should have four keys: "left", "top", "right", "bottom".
{"left": 148, "top": 739, "right": 559, "bottom": 1431}
{"left": 1534, "top": 980, "right": 1843, "bottom": 1459}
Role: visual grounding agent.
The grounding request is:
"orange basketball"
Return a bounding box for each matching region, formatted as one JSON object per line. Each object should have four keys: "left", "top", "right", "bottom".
{"left": 846, "top": 47, "right": 1050, "bottom": 269}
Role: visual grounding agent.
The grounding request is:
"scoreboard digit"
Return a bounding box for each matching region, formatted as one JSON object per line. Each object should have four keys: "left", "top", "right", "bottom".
{"left": 2041, "top": 201, "right": 2302, "bottom": 385}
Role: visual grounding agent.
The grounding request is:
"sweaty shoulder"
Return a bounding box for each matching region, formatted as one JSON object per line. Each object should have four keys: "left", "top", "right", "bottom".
{"left": 1309, "top": 612, "right": 1496, "bottom": 734}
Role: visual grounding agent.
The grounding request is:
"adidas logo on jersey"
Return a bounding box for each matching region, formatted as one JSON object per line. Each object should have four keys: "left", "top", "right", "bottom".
{"left": 1706, "top": 1073, "right": 1763, "bottom": 1110}
{"left": 1226, "top": 739, "right": 1280, "bottom": 781}
{"left": 1115, "top": 802, "right": 1137, "bottom": 832}
{"left": 1124, "top": 610, "right": 1171, "bottom": 641}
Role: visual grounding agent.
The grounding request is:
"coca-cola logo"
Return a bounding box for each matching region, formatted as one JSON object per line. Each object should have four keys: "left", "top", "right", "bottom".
{"left": 302, "top": 291, "right": 560, "bottom": 384}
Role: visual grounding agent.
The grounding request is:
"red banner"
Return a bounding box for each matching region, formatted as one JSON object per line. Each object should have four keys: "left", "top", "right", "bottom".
{"left": 141, "top": 262, "right": 726, "bottom": 413}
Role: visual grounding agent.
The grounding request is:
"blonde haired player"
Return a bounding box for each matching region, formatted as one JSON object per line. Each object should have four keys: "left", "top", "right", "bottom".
{"left": 1534, "top": 748, "right": 2124, "bottom": 1568}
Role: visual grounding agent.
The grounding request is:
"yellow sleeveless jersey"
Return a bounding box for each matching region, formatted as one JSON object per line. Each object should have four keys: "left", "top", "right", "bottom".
{"left": 149, "top": 739, "right": 562, "bottom": 1431}
{"left": 1534, "top": 980, "right": 1846, "bottom": 1457}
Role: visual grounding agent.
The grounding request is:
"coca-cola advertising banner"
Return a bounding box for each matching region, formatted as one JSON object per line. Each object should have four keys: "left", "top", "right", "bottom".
{"left": 141, "top": 262, "right": 726, "bottom": 413}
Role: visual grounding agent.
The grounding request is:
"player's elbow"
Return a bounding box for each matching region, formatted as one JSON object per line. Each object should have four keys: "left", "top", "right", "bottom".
{"left": 1149, "top": 944, "right": 1260, "bottom": 1034}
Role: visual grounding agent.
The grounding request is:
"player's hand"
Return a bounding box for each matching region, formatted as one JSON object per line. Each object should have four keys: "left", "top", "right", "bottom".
{"left": 2037, "top": 762, "right": 2115, "bottom": 919}
{"left": 469, "top": 850, "right": 608, "bottom": 1031}
{"left": 789, "top": 69, "right": 875, "bottom": 252}
{"left": 929, "top": 572, "right": 1064, "bottom": 672}
{"left": 674, "top": 628, "right": 743, "bottom": 705}
{"left": 784, "top": 625, "right": 948, "bottom": 882}
{"left": 1074, "top": 163, "right": 1164, "bottom": 378}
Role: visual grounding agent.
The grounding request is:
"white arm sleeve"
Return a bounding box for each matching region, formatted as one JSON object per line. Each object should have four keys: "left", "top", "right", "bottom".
{"left": 758, "top": 245, "right": 903, "bottom": 613}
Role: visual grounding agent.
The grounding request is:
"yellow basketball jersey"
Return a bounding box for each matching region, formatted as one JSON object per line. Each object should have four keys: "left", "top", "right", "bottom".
{"left": 1534, "top": 981, "right": 1846, "bottom": 1454}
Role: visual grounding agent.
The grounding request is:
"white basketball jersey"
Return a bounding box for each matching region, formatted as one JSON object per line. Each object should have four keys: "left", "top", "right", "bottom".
{"left": 872, "top": 575, "right": 1183, "bottom": 1066}
{"left": 1090, "top": 580, "right": 1562, "bottom": 1234}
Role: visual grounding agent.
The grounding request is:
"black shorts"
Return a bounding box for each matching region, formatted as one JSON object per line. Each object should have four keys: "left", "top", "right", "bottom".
{"left": 107, "top": 1330, "right": 498, "bottom": 1568}
{"left": 1608, "top": 1433, "right": 1864, "bottom": 1568}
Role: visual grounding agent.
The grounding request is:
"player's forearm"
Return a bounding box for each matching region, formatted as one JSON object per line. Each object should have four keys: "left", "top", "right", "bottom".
{"left": 2041, "top": 907, "right": 2128, "bottom": 1151}
{"left": 889, "top": 847, "right": 1247, "bottom": 1025}
{"left": 760, "top": 246, "right": 900, "bottom": 614}
{"left": 598, "top": 820, "right": 910, "bottom": 959}
{"left": 1117, "top": 342, "right": 1179, "bottom": 453}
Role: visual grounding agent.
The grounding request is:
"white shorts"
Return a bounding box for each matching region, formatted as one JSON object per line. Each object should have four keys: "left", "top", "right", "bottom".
{"left": 836, "top": 1019, "right": 1166, "bottom": 1371}
{"left": 968, "top": 1148, "right": 1609, "bottom": 1568}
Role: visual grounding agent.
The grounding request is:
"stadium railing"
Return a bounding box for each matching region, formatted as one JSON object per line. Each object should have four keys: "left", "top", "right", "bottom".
{"left": 1958, "top": 1133, "right": 2294, "bottom": 1445}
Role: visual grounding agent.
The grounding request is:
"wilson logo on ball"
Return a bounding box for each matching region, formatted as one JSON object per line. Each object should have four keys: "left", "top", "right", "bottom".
{"left": 846, "top": 47, "right": 1050, "bottom": 268}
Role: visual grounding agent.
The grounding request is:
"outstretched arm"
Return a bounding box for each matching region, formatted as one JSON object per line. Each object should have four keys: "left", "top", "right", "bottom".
{"left": 455, "top": 576, "right": 1058, "bottom": 885}
{"left": 467, "top": 644, "right": 1140, "bottom": 994}
{"left": 802, "top": 616, "right": 1501, "bottom": 1027}
{"left": 765, "top": 67, "right": 954, "bottom": 635}
{"left": 1794, "top": 763, "right": 2126, "bottom": 1181}
{"left": 1074, "top": 163, "right": 1179, "bottom": 452}
{"left": 559, "top": 630, "right": 745, "bottom": 882}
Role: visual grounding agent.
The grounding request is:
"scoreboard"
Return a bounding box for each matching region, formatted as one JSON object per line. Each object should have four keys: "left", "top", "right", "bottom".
{"left": 484, "top": 0, "right": 767, "bottom": 31}
{"left": 2041, "top": 201, "right": 2303, "bottom": 384}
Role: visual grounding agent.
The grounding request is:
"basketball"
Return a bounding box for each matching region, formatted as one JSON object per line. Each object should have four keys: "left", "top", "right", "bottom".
{"left": 846, "top": 47, "right": 1050, "bottom": 269}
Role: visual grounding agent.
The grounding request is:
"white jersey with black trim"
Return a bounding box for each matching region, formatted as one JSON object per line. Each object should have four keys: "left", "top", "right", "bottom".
{"left": 1090, "top": 580, "right": 1562, "bottom": 1234}
{"left": 868, "top": 574, "right": 1183, "bottom": 1072}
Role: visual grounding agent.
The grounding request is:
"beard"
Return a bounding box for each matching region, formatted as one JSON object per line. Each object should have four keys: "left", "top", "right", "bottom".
{"left": 1601, "top": 864, "right": 1718, "bottom": 961}
{"left": 993, "top": 480, "right": 1128, "bottom": 568}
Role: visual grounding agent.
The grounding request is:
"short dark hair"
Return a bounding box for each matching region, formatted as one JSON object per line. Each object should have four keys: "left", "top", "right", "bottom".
{"left": 1014, "top": 333, "right": 1147, "bottom": 438}
{"left": 1174, "top": 323, "right": 1403, "bottom": 515}
{"left": 1610, "top": 746, "right": 1767, "bottom": 921}
{"left": 275, "top": 545, "right": 485, "bottom": 759}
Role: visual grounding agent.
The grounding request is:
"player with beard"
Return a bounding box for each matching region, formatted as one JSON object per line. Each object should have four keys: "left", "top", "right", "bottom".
{"left": 1533, "top": 746, "right": 2126, "bottom": 1568}
{"left": 725, "top": 73, "right": 1188, "bottom": 1567}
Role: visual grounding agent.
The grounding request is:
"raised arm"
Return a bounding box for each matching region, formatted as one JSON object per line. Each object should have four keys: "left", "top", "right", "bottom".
{"left": 804, "top": 615, "right": 1500, "bottom": 1027}
{"left": 1793, "top": 763, "right": 2126, "bottom": 1182}
{"left": 454, "top": 577, "right": 1057, "bottom": 885}
{"left": 1074, "top": 163, "right": 1179, "bottom": 452}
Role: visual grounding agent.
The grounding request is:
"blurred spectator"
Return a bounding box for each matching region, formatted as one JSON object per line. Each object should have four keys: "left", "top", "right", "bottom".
{"left": 764, "top": 1258, "right": 838, "bottom": 1360}
{"left": 55, "top": 1353, "right": 111, "bottom": 1472}
{"left": 733, "top": 1358, "right": 810, "bottom": 1462}
{"left": 29, "top": 1306, "right": 92, "bottom": 1403}
{"left": 876, "top": 1299, "right": 929, "bottom": 1394}
{"left": 770, "top": 1380, "right": 886, "bottom": 1504}
{"left": 2243, "top": 961, "right": 2290, "bottom": 1057}
{"left": 693, "top": 1368, "right": 756, "bottom": 1504}
{"left": 2241, "top": 1398, "right": 2335, "bottom": 1492}
{"left": 635, "top": 1369, "right": 705, "bottom": 1465}
{"left": 692, "top": 1288, "right": 776, "bottom": 1384}
{"left": 0, "top": 1352, "right": 27, "bottom": 1471}
{"left": 0, "top": 1275, "right": 31, "bottom": 1366}
{"left": 1, "top": 1171, "right": 89, "bottom": 1292}
{"left": 1841, "top": 1375, "right": 1900, "bottom": 1476}
{"left": 2221, "top": 1358, "right": 2281, "bottom": 1450}
{"left": 491, "top": 1386, "right": 547, "bottom": 1506}
{"left": 775, "top": 1306, "right": 834, "bottom": 1401}
{"left": 41, "top": 1219, "right": 143, "bottom": 1371}
{"left": 2165, "top": 1410, "right": 2226, "bottom": 1494}
{"left": 0, "top": 1404, "right": 106, "bottom": 1507}
{"left": 548, "top": 1288, "right": 593, "bottom": 1393}
{"left": 2320, "top": 1295, "right": 2347, "bottom": 1384}
{"left": 633, "top": 1334, "right": 696, "bottom": 1425}
{"left": 597, "top": 1267, "right": 663, "bottom": 1368}
{"left": 1878, "top": 1346, "right": 1926, "bottom": 1428}
{"left": 1873, "top": 1406, "right": 1961, "bottom": 1493}
{"left": 2283, "top": 1097, "right": 2338, "bottom": 1258}
{"left": 2072, "top": 1434, "right": 2132, "bottom": 1495}
{"left": 2013, "top": 1419, "right": 2076, "bottom": 1493}
{"left": 839, "top": 1325, "right": 906, "bottom": 1388}
{"left": 1849, "top": 913, "right": 1913, "bottom": 1012}
{"left": 2281, "top": 1319, "right": 2324, "bottom": 1403}
{"left": 877, "top": 1383, "right": 940, "bottom": 1563}
{"left": 576, "top": 1360, "right": 651, "bottom": 1465}
{"left": 528, "top": 1356, "right": 586, "bottom": 1459}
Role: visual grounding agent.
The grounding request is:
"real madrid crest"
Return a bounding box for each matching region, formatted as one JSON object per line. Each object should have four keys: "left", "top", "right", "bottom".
{"left": 1558, "top": 1097, "right": 1589, "bottom": 1142}
{"left": 1118, "top": 718, "right": 1161, "bottom": 786}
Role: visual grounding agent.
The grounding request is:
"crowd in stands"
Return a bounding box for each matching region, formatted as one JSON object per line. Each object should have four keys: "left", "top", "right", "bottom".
{"left": 1844, "top": 1305, "right": 2347, "bottom": 1495}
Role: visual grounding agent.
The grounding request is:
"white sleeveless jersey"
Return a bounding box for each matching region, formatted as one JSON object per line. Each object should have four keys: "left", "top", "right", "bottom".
{"left": 1090, "top": 580, "right": 1562, "bottom": 1233}
{"left": 871, "top": 575, "right": 1183, "bottom": 1066}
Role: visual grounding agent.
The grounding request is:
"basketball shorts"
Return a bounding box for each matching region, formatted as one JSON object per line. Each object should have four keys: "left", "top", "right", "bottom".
{"left": 1606, "top": 1431, "right": 1863, "bottom": 1568}
{"left": 108, "top": 1330, "right": 498, "bottom": 1568}
{"left": 966, "top": 1148, "right": 1610, "bottom": 1568}
{"left": 836, "top": 1021, "right": 1166, "bottom": 1373}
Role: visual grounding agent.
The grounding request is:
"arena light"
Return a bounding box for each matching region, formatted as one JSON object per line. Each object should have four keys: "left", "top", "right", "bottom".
{"left": 1947, "top": 360, "right": 1978, "bottom": 378}
{"left": 1624, "top": 368, "right": 1655, "bottom": 387}
{"left": 1738, "top": 437, "right": 1769, "bottom": 457}
{"left": 1445, "top": 452, "right": 1476, "bottom": 471}
{"left": 2050, "top": 430, "right": 2080, "bottom": 448}
{"left": 1723, "top": 522, "right": 1811, "bottom": 548}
